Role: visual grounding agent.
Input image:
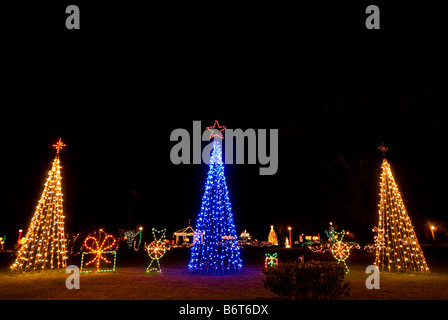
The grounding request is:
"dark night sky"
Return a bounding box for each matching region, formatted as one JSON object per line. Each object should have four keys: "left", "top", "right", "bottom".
{"left": 1, "top": 89, "right": 447, "bottom": 247}
{"left": 1, "top": 2, "right": 447, "bottom": 247}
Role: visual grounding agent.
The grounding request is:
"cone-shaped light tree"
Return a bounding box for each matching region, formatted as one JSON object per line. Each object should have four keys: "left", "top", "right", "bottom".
{"left": 374, "top": 143, "right": 429, "bottom": 272}
{"left": 188, "top": 121, "right": 242, "bottom": 274}
{"left": 11, "top": 139, "right": 67, "bottom": 272}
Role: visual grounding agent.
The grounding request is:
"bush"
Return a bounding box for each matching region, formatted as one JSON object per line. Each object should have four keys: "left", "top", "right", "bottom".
{"left": 262, "top": 260, "right": 350, "bottom": 300}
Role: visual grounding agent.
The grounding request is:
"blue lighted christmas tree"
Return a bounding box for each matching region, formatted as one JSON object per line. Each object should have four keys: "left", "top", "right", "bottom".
{"left": 188, "top": 121, "right": 243, "bottom": 274}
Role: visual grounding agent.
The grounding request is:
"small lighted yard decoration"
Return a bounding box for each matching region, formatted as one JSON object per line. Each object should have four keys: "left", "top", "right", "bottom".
{"left": 146, "top": 228, "right": 167, "bottom": 273}
{"left": 374, "top": 143, "right": 429, "bottom": 272}
{"left": 80, "top": 229, "right": 118, "bottom": 273}
{"left": 264, "top": 253, "right": 278, "bottom": 268}
{"left": 325, "top": 222, "right": 351, "bottom": 274}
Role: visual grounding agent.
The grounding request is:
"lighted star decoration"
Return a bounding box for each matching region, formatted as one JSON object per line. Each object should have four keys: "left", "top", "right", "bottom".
{"left": 53, "top": 138, "right": 66, "bottom": 154}
{"left": 378, "top": 142, "right": 388, "bottom": 157}
{"left": 325, "top": 223, "right": 351, "bottom": 274}
{"left": 81, "top": 230, "right": 117, "bottom": 273}
{"left": 206, "top": 120, "right": 227, "bottom": 140}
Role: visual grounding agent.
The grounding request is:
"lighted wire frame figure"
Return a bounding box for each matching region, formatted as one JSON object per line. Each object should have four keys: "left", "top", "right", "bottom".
{"left": 124, "top": 227, "right": 143, "bottom": 251}
{"left": 325, "top": 222, "right": 351, "bottom": 274}
{"left": 188, "top": 121, "right": 243, "bottom": 274}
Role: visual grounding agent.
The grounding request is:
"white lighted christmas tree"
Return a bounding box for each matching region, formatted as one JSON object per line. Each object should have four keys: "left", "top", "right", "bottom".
{"left": 374, "top": 143, "right": 429, "bottom": 272}
{"left": 11, "top": 139, "right": 68, "bottom": 272}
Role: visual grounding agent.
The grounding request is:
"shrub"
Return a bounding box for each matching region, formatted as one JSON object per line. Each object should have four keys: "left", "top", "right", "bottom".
{"left": 262, "top": 260, "right": 350, "bottom": 300}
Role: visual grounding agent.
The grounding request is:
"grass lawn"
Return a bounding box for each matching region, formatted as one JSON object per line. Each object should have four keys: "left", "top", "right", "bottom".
{"left": 1, "top": 246, "right": 447, "bottom": 300}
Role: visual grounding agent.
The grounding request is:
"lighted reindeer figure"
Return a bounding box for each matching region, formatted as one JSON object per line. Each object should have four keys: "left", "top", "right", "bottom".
{"left": 145, "top": 229, "right": 167, "bottom": 273}
{"left": 325, "top": 222, "right": 351, "bottom": 274}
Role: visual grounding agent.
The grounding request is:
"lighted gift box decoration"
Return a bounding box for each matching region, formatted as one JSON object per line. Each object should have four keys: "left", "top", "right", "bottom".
{"left": 264, "top": 253, "right": 278, "bottom": 268}
{"left": 80, "top": 229, "right": 118, "bottom": 273}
